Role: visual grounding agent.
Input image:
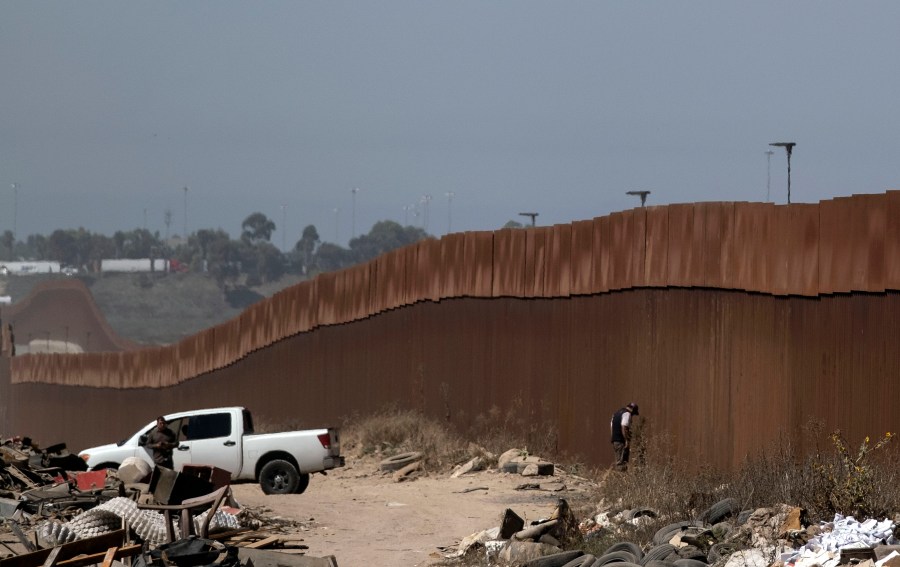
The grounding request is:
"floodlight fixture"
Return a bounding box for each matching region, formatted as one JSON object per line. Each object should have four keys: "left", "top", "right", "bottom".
{"left": 769, "top": 142, "right": 796, "bottom": 204}
{"left": 626, "top": 190, "right": 651, "bottom": 207}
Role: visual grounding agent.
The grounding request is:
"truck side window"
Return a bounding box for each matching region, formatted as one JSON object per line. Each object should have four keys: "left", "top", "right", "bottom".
{"left": 243, "top": 409, "right": 254, "bottom": 434}
{"left": 185, "top": 413, "right": 231, "bottom": 440}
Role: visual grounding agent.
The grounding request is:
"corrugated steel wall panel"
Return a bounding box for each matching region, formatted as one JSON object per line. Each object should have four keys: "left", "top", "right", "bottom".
{"left": 570, "top": 220, "right": 594, "bottom": 295}
{"left": 592, "top": 216, "right": 611, "bottom": 293}
{"left": 467, "top": 231, "right": 494, "bottom": 297}
{"left": 644, "top": 206, "right": 669, "bottom": 287}
{"left": 492, "top": 229, "right": 526, "bottom": 298}
{"left": 524, "top": 228, "right": 548, "bottom": 298}
{"left": 667, "top": 204, "right": 694, "bottom": 287}
{"left": 886, "top": 191, "right": 900, "bottom": 289}
{"left": 545, "top": 224, "right": 572, "bottom": 297}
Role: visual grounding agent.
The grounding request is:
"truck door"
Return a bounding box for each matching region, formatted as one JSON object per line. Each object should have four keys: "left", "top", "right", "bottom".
{"left": 179, "top": 412, "right": 241, "bottom": 477}
{"left": 169, "top": 417, "right": 192, "bottom": 471}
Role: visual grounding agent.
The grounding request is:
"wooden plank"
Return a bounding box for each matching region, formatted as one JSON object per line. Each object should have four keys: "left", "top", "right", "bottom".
{"left": 0, "top": 530, "right": 125, "bottom": 567}
{"left": 54, "top": 546, "right": 142, "bottom": 567}
{"left": 244, "top": 536, "right": 281, "bottom": 549}
{"left": 40, "top": 548, "right": 62, "bottom": 567}
{"left": 99, "top": 548, "right": 117, "bottom": 567}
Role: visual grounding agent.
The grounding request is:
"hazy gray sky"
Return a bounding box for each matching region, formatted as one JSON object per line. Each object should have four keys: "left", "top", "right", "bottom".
{"left": 2, "top": 2, "right": 898, "bottom": 248}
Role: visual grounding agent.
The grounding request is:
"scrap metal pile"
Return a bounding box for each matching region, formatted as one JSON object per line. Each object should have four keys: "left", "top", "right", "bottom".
{"left": 0, "top": 437, "right": 337, "bottom": 567}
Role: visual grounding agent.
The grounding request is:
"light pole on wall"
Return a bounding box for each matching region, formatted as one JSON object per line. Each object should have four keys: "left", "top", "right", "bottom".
{"left": 626, "top": 190, "right": 651, "bottom": 207}
{"left": 769, "top": 142, "right": 796, "bottom": 204}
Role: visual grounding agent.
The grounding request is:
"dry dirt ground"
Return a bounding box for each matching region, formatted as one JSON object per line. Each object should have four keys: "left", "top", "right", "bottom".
{"left": 230, "top": 456, "right": 598, "bottom": 566}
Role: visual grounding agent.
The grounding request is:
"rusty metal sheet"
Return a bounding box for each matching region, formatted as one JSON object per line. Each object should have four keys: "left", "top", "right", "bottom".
{"left": 544, "top": 224, "right": 572, "bottom": 297}
{"left": 524, "top": 228, "right": 549, "bottom": 298}
{"left": 887, "top": 191, "right": 900, "bottom": 291}
{"left": 860, "top": 194, "right": 886, "bottom": 293}
{"left": 731, "top": 202, "right": 773, "bottom": 293}
{"left": 491, "top": 229, "right": 526, "bottom": 297}
{"left": 707, "top": 202, "right": 735, "bottom": 289}
{"left": 439, "top": 233, "right": 466, "bottom": 298}
{"left": 828, "top": 197, "right": 857, "bottom": 293}
{"left": 592, "top": 215, "right": 610, "bottom": 293}
{"left": 413, "top": 239, "right": 442, "bottom": 302}
{"left": 631, "top": 208, "right": 648, "bottom": 287}
{"left": 788, "top": 204, "right": 820, "bottom": 296}
{"left": 818, "top": 197, "right": 838, "bottom": 295}
{"left": 769, "top": 205, "right": 792, "bottom": 296}
{"left": 607, "top": 211, "right": 633, "bottom": 291}
{"left": 688, "top": 203, "right": 709, "bottom": 288}
{"left": 666, "top": 204, "right": 695, "bottom": 287}
{"left": 570, "top": 220, "right": 594, "bottom": 295}
{"left": 464, "top": 231, "right": 494, "bottom": 297}
{"left": 644, "top": 206, "right": 668, "bottom": 287}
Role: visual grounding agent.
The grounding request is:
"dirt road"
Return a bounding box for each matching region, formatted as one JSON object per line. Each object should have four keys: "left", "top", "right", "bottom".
{"left": 231, "top": 457, "right": 596, "bottom": 566}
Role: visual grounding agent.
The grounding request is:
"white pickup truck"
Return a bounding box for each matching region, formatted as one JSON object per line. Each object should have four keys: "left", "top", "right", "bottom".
{"left": 78, "top": 407, "right": 344, "bottom": 495}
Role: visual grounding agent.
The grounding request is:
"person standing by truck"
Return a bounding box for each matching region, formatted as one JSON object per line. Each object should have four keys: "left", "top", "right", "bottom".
{"left": 147, "top": 416, "right": 178, "bottom": 469}
{"left": 610, "top": 403, "right": 639, "bottom": 471}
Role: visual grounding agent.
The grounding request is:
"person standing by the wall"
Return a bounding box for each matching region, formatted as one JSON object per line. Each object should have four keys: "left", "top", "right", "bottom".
{"left": 610, "top": 403, "right": 639, "bottom": 471}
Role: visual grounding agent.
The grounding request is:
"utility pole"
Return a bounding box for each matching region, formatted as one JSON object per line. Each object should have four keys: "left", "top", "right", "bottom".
{"left": 421, "top": 194, "right": 433, "bottom": 231}
{"left": 182, "top": 186, "right": 189, "bottom": 237}
{"left": 769, "top": 142, "right": 796, "bottom": 204}
{"left": 280, "top": 203, "right": 287, "bottom": 251}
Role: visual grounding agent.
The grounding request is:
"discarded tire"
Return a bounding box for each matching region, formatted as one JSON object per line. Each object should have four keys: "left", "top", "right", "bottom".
{"left": 652, "top": 521, "right": 705, "bottom": 545}
{"left": 674, "top": 559, "right": 709, "bottom": 567}
{"left": 595, "top": 551, "right": 637, "bottom": 565}
{"left": 643, "top": 561, "right": 671, "bottom": 567}
{"left": 640, "top": 544, "right": 676, "bottom": 566}
{"left": 700, "top": 498, "right": 739, "bottom": 525}
{"left": 562, "top": 554, "right": 597, "bottom": 567}
{"left": 379, "top": 451, "right": 423, "bottom": 471}
{"left": 736, "top": 509, "right": 753, "bottom": 525}
{"left": 522, "top": 550, "right": 584, "bottom": 567}
{"left": 605, "top": 542, "right": 644, "bottom": 561}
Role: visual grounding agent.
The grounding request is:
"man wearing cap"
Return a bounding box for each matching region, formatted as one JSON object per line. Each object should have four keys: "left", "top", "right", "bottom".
{"left": 610, "top": 403, "right": 639, "bottom": 471}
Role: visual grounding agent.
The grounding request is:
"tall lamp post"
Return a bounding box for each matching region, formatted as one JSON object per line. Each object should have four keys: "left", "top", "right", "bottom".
{"left": 445, "top": 191, "right": 455, "bottom": 234}
{"left": 10, "top": 183, "right": 19, "bottom": 244}
{"left": 351, "top": 187, "right": 360, "bottom": 239}
{"left": 280, "top": 204, "right": 287, "bottom": 251}
{"left": 765, "top": 150, "right": 775, "bottom": 202}
{"left": 769, "top": 142, "right": 796, "bottom": 204}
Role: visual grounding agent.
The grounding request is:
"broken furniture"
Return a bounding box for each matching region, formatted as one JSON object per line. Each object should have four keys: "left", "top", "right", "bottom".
{"left": 136, "top": 485, "right": 231, "bottom": 543}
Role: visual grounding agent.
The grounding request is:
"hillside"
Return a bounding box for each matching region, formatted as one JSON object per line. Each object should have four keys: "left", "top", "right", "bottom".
{"left": 2, "top": 271, "right": 308, "bottom": 346}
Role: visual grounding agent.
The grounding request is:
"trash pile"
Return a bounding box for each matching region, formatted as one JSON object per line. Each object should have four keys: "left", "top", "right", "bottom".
{"left": 0, "top": 436, "right": 336, "bottom": 567}
{"left": 444, "top": 487, "right": 900, "bottom": 567}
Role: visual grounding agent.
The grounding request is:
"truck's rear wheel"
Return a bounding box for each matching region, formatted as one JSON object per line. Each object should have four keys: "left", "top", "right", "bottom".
{"left": 259, "top": 459, "right": 300, "bottom": 495}
{"left": 295, "top": 473, "right": 310, "bottom": 494}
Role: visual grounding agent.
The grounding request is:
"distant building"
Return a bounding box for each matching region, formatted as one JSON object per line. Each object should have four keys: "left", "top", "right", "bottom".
{"left": 0, "top": 261, "right": 62, "bottom": 275}
{"left": 100, "top": 259, "right": 170, "bottom": 273}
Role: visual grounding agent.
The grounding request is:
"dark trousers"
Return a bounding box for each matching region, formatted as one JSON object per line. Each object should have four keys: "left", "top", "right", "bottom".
{"left": 613, "top": 441, "right": 630, "bottom": 471}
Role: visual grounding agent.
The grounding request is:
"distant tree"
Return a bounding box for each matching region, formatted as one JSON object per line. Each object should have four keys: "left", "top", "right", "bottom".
{"left": 241, "top": 213, "right": 276, "bottom": 244}
{"left": 348, "top": 220, "right": 430, "bottom": 264}
{"left": 24, "top": 234, "right": 49, "bottom": 260}
{"left": 314, "top": 242, "right": 354, "bottom": 272}
{"left": 292, "top": 224, "right": 320, "bottom": 275}
{"left": 0, "top": 230, "right": 14, "bottom": 260}
{"left": 48, "top": 229, "right": 78, "bottom": 266}
{"left": 502, "top": 220, "right": 524, "bottom": 229}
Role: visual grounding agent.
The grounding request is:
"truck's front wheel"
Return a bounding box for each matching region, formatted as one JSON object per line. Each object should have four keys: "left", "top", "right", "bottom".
{"left": 259, "top": 459, "right": 300, "bottom": 495}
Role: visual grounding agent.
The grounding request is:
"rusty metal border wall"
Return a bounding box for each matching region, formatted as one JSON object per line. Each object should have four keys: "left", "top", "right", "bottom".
{"left": 3, "top": 192, "right": 900, "bottom": 469}
{"left": 4, "top": 290, "right": 900, "bottom": 470}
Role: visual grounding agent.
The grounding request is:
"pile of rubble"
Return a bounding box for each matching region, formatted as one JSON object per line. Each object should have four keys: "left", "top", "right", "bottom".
{"left": 0, "top": 436, "right": 336, "bottom": 567}
{"left": 444, "top": 488, "right": 900, "bottom": 567}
